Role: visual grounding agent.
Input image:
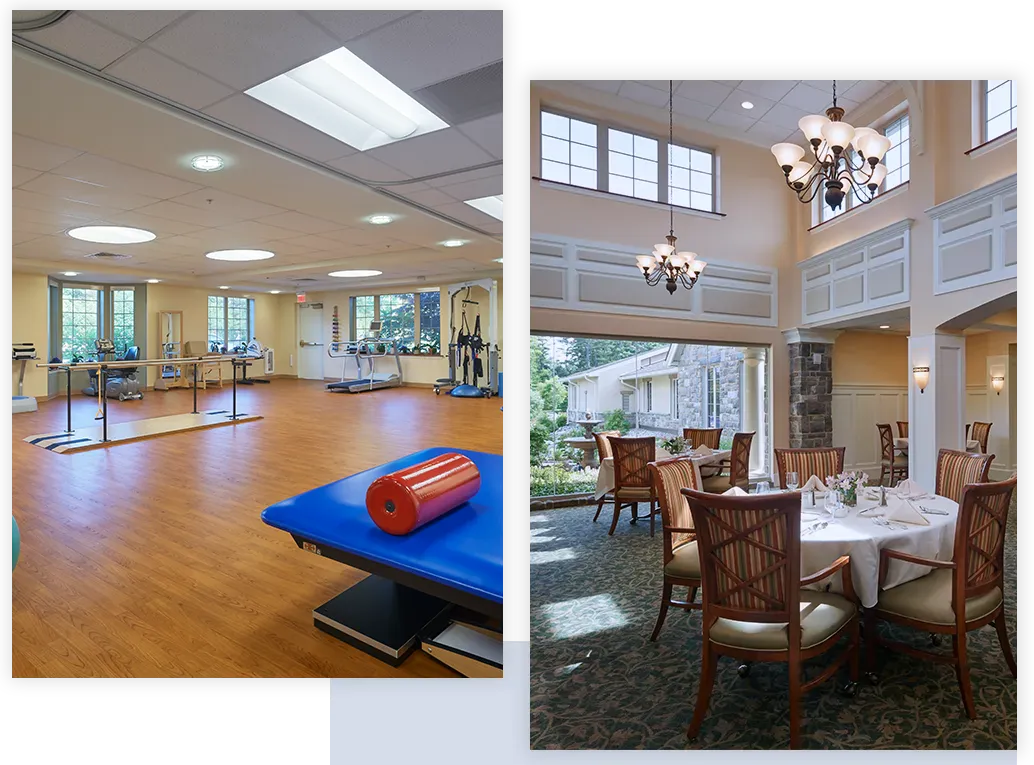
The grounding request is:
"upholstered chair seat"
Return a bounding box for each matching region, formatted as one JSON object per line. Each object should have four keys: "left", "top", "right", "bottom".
{"left": 710, "top": 591, "right": 856, "bottom": 651}
{"left": 663, "top": 540, "right": 700, "bottom": 579}
{"left": 876, "top": 568, "right": 1003, "bottom": 626}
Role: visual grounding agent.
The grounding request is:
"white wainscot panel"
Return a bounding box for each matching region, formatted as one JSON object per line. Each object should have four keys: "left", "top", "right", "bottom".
{"left": 832, "top": 385, "right": 908, "bottom": 475}
{"left": 929, "top": 174, "right": 1017, "bottom": 295}
{"left": 799, "top": 219, "right": 912, "bottom": 325}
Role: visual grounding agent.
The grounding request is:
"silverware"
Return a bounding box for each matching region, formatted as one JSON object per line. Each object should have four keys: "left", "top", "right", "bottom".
{"left": 919, "top": 505, "right": 949, "bottom": 515}
{"left": 872, "top": 517, "right": 908, "bottom": 530}
{"left": 802, "top": 521, "right": 828, "bottom": 536}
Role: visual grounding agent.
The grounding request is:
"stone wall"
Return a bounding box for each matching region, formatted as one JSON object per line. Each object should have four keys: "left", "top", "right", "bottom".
{"left": 675, "top": 345, "right": 743, "bottom": 446}
{"left": 788, "top": 341, "right": 833, "bottom": 448}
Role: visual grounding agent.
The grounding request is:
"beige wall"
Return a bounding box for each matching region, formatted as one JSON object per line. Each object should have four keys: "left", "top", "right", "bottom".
{"left": 12, "top": 272, "right": 50, "bottom": 399}
{"left": 965, "top": 330, "right": 1018, "bottom": 386}
{"left": 832, "top": 331, "right": 910, "bottom": 387}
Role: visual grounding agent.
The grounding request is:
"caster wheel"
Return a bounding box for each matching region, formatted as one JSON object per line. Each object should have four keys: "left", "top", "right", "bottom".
{"left": 930, "top": 634, "right": 942, "bottom": 647}
{"left": 630, "top": 518, "right": 638, "bottom": 525}
{"left": 434, "top": 389, "right": 440, "bottom": 395}
{"left": 841, "top": 682, "right": 858, "bottom": 698}
{"left": 737, "top": 664, "right": 751, "bottom": 678}
{"left": 866, "top": 672, "right": 880, "bottom": 685}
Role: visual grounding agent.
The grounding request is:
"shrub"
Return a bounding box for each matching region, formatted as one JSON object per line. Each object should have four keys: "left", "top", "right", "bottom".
{"left": 601, "top": 409, "right": 631, "bottom": 435}
{"left": 530, "top": 465, "right": 599, "bottom": 497}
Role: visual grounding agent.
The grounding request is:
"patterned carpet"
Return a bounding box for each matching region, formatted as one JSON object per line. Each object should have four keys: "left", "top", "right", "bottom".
{"left": 529, "top": 499, "right": 1017, "bottom": 750}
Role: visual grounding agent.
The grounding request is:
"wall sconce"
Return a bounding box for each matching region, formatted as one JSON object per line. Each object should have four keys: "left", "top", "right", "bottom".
{"left": 991, "top": 375, "right": 1005, "bottom": 396}
{"left": 913, "top": 366, "right": 930, "bottom": 394}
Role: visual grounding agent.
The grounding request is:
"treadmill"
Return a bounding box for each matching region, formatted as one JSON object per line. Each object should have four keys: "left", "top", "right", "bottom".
{"left": 326, "top": 321, "right": 403, "bottom": 394}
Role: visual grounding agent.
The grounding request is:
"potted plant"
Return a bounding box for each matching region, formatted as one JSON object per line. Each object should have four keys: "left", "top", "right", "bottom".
{"left": 660, "top": 435, "right": 688, "bottom": 456}
{"left": 825, "top": 471, "right": 869, "bottom": 507}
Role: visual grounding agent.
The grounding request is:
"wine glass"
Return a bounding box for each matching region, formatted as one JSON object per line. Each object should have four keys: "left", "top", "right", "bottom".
{"left": 786, "top": 471, "right": 799, "bottom": 493}
{"left": 755, "top": 480, "right": 771, "bottom": 495}
{"left": 824, "top": 490, "right": 840, "bottom": 521}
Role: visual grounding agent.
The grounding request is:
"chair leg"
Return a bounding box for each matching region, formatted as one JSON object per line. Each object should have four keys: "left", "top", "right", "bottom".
{"left": 649, "top": 499, "right": 656, "bottom": 537}
{"left": 688, "top": 586, "right": 698, "bottom": 606}
{"left": 994, "top": 611, "right": 1017, "bottom": 678}
{"left": 687, "top": 641, "right": 718, "bottom": 741}
{"left": 788, "top": 658, "right": 802, "bottom": 749}
{"left": 650, "top": 579, "right": 673, "bottom": 642}
{"left": 952, "top": 633, "right": 977, "bottom": 719}
{"left": 593, "top": 496, "right": 605, "bottom": 522}
{"left": 864, "top": 609, "right": 879, "bottom": 681}
{"left": 608, "top": 503, "right": 622, "bottom": 536}
{"left": 850, "top": 617, "right": 860, "bottom": 684}
{"left": 630, "top": 502, "right": 639, "bottom": 524}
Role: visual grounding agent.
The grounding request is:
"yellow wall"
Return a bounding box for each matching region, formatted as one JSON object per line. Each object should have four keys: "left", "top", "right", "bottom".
{"left": 831, "top": 331, "right": 910, "bottom": 387}
{"left": 12, "top": 272, "right": 50, "bottom": 398}
{"left": 966, "top": 330, "right": 1018, "bottom": 386}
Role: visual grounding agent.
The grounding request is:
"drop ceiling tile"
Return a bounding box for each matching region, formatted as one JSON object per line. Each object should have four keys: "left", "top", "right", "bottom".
{"left": 736, "top": 80, "right": 798, "bottom": 101}
{"left": 745, "top": 121, "right": 796, "bottom": 143}
{"left": 456, "top": 113, "right": 503, "bottom": 159}
{"left": 16, "top": 14, "right": 138, "bottom": 69}
{"left": 431, "top": 201, "right": 499, "bottom": 229}
{"left": 344, "top": 10, "right": 502, "bottom": 91}
{"left": 12, "top": 134, "right": 84, "bottom": 172}
{"left": 99, "top": 211, "right": 207, "bottom": 236}
{"left": 13, "top": 188, "right": 124, "bottom": 221}
{"left": 782, "top": 82, "right": 836, "bottom": 112}
{"left": 841, "top": 80, "right": 890, "bottom": 106}
{"left": 253, "top": 211, "right": 344, "bottom": 234}
{"left": 105, "top": 48, "right": 235, "bottom": 110}
{"left": 384, "top": 182, "right": 431, "bottom": 195}
{"left": 315, "top": 228, "right": 379, "bottom": 246}
{"left": 283, "top": 234, "right": 351, "bottom": 252}
{"left": 761, "top": 102, "right": 811, "bottom": 131}
{"left": 204, "top": 94, "right": 355, "bottom": 163}
{"left": 136, "top": 200, "right": 249, "bottom": 227}
{"left": 12, "top": 231, "right": 43, "bottom": 245}
{"left": 706, "top": 110, "right": 757, "bottom": 131}
{"left": 425, "top": 164, "right": 500, "bottom": 189}
{"left": 578, "top": 80, "right": 623, "bottom": 94}
{"left": 432, "top": 175, "right": 502, "bottom": 203}
{"left": 13, "top": 206, "right": 98, "bottom": 230}
{"left": 366, "top": 129, "right": 493, "bottom": 178}
{"left": 81, "top": 10, "right": 189, "bottom": 41}
{"left": 327, "top": 153, "right": 413, "bottom": 182}
{"left": 12, "top": 166, "right": 42, "bottom": 187}
{"left": 54, "top": 154, "right": 203, "bottom": 199}
{"left": 302, "top": 10, "right": 413, "bottom": 42}
{"left": 803, "top": 80, "right": 856, "bottom": 96}
{"left": 22, "top": 173, "right": 161, "bottom": 211}
{"left": 616, "top": 81, "right": 670, "bottom": 108}
{"left": 148, "top": 10, "right": 340, "bottom": 90}
{"left": 216, "top": 220, "right": 301, "bottom": 242}
{"left": 675, "top": 81, "right": 735, "bottom": 107}
{"left": 402, "top": 187, "right": 459, "bottom": 207}
{"left": 168, "top": 188, "right": 287, "bottom": 220}
{"left": 671, "top": 96, "right": 717, "bottom": 122}
{"left": 717, "top": 89, "right": 777, "bottom": 119}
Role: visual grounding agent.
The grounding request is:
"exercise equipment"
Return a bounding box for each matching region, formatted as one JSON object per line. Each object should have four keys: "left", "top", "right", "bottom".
{"left": 83, "top": 339, "right": 143, "bottom": 401}
{"left": 366, "top": 453, "right": 481, "bottom": 535}
{"left": 13, "top": 343, "right": 38, "bottom": 413}
{"left": 262, "top": 447, "right": 502, "bottom": 674}
{"left": 236, "top": 338, "right": 271, "bottom": 385}
{"left": 13, "top": 516, "right": 20, "bottom": 571}
{"left": 434, "top": 279, "right": 499, "bottom": 398}
{"left": 327, "top": 320, "right": 402, "bottom": 394}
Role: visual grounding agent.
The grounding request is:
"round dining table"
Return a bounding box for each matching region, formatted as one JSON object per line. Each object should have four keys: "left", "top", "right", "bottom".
{"left": 798, "top": 489, "right": 959, "bottom": 609}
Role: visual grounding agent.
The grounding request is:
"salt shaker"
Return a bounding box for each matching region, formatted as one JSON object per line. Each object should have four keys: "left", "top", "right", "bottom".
{"left": 879, "top": 486, "right": 887, "bottom": 507}
{"left": 806, "top": 489, "right": 816, "bottom": 508}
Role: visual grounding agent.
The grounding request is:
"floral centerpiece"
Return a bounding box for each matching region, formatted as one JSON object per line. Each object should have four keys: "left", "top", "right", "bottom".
{"left": 825, "top": 471, "right": 869, "bottom": 507}
{"left": 659, "top": 435, "right": 687, "bottom": 456}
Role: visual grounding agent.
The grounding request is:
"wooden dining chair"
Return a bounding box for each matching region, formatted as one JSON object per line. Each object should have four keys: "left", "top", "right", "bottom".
{"left": 877, "top": 424, "right": 908, "bottom": 487}
{"left": 591, "top": 431, "right": 622, "bottom": 523}
{"left": 970, "top": 421, "right": 992, "bottom": 454}
{"left": 647, "top": 457, "right": 703, "bottom": 641}
{"left": 865, "top": 476, "right": 1016, "bottom": 718}
{"left": 609, "top": 436, "right": 659, "bottom": 537}
{"left": 773, "top": 447, "right": 846, "bottom": 489}
{"left": 896, "top": 421, "right": 909, "bottom": 438}
{"left": 681, "top": 488, "right": 860, "bottom": 748}
{"left": 935, "top": 448, "right": 994, "bottom": 504}
{"left": 683, "top": 427, "right": 723, "bottom": 450}
{"left": 701, "top": 432, "right": 754, "bottom": 493}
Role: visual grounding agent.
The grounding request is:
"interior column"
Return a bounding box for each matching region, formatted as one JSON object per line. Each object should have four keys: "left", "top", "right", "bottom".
{"left": 783, "top": 329, "right": 839, "bottom": 450}
{"left": 908, "top": 333, "right": 966, "bottom": 489}
{"left": 741, "top": 347, "right": 766, "bottom": 474}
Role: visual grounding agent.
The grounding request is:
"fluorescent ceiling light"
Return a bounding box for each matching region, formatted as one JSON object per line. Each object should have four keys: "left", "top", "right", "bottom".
{"left": 464, "top": 195, "right": 503, "bottom": 221}
{"left": 269, "top": 290, "right": 281, "bottom": 294}
{"left": 741, "top": 101, "right": 754, "bottom": 110}
{"left": 205, "top": 249, "right": 275, "bottom": 262}
{"left": 493, "top": 258, "right": 503, "bottom": 263}
{"left": 245, "top": 47, "right": 448, "bottom": 152}
{"left": 67, "top": 225, "right": 155, "bottom": 244}
{"left": 440, "top": 239, "right": 467, "bottom": 248}
{"left": 367, "top": 214, "right": 394, "bottom": 225}
{"left": 328, "top": 270, "right": 382, "bottom": 278}
{"left": 147, "top": 279, "right": 161, "bottom": 283}
{"left": 191, "top": 155, "right": 224, "bottom": 172}
{"left": 62, "top": 271, "right": 79, "bottom": 276}
{"left": 879, "top": 325, "right": 890, "bottom": 329}
{"left": 219, "top": 286, "right": 230, "bottom": 290}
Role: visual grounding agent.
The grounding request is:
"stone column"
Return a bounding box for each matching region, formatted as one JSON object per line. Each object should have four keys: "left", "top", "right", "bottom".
{"left": 783, "top": 329, "right": 839, "bottom": 449}
{"left": 741, "top": 348, "right": 766, "bottom": 473}
{"left": 908, "top": 333, "right": 966, "bottom": 489}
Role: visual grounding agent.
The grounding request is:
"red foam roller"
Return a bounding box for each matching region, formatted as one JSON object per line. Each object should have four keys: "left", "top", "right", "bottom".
{"left": 366, "top": 453, "right": 481, "bottom": 535}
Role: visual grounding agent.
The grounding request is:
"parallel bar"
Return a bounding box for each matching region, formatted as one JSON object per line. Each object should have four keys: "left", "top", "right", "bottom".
{"left": 231, "top": 360, "right": 238, "bottom": 420}
{"left": 65, "top": 367, "right": 73, "bottom": 433}
{"left": 192, "top": 363, "right": 198, "bottom": 414}
{"left": 101, "top": 367, "right": 108, "bottom": 443}
{"left": 35, "top": 354, "right": 245, "bottom": 371}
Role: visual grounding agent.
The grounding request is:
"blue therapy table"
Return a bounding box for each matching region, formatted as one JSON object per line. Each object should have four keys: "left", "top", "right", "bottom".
{"left": 262, "top": 447, "right": 502, "bottom": 667}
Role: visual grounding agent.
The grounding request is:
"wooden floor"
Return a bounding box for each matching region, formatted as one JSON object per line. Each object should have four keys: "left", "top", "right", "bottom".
{"left": 11, "top": 379, "right": 503, "bottom": 678}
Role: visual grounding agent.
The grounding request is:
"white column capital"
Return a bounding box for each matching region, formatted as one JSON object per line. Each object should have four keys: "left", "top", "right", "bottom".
{"left": 782, "top": 327, "right": 842, "bottom": 345}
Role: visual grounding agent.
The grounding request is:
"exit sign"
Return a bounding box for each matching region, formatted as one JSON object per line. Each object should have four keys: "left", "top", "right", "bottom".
{"left": 296, "top": 292, "right": 306, "bottom": 303}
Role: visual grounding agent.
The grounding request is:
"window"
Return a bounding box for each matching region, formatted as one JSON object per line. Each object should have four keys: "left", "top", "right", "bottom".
{"left": 378, "top": 292, "right": 415, "bottom": 347}
{"left": 645, "top": 379, "right": 653, "bottom": 412}
{"left": 671, "top": 378, "right": 679, "bottom": 419}
{"left": 621, "top": 391, "right": 631, "bottom": 413}
{"left": 350, "top": 292, "right": 441, "bottom": 354}
{"left": 705, "top": 365, "right": 721, "bottom": 427}
{"left": 111, "top": 288, "right": 134, "bottom": 354}
{"left": 541, "top": 111, "right": 598, "bottom": 189}
{"left": 62, "top": 287, "right": 100, "bottom": 361}
{"left": 418, "top": 291, "right": 441, "bottom": 352}
{"left": 208, "top": 295, "right": 253, "bottom": 352}
{"left": 985, "top": 80, "right": 1017, "bottom": 142}
{"left": 540, "top": 109, "right": 716, "bottom": 211}
{"left": 882, "top": 113, "right": 910, "bottom": 191}
{"left": 353, "top": 295, "right": 375, "bottom": 339}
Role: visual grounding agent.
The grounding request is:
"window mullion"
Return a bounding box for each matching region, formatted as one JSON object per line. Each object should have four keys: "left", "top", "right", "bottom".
{"left": 659, "top": 138, "right": 669, "bottom": 207}
{"left": 597, "top": 125, "right": 609, "bottom": 192}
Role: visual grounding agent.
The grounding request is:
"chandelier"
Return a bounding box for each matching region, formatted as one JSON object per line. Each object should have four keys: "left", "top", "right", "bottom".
{"left": 635, "top": 80, "right": 706, "bottom": 295}
{"left": 771, "top": 81, "right": 892, "bottom": 211}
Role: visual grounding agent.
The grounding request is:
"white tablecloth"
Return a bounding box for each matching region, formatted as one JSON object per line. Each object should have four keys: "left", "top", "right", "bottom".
{"left": 800, "top": 491, "right": 958, "bottom": 608}
{"left": 894, "top": 437, "right": 980, "bottom": 452}
{"left": 594, "top": 448, "right": 732, "bottom": 500}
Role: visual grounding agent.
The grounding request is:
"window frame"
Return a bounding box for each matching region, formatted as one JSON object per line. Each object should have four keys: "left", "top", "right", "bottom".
{"left": 538, "top": 106, "right": 719, "bottom": 213}
{"left": 704, "top": 364, "right": 721, "bottom": 428}
{"left": 981, "top": 79, "right": 1017, "bottom": 145}
{"left": 56, "top": 281, "right": 141, "bottom": 362}
{"left": 208, "top": 294, "right": 254, "bottom": 353}
{"left": 879, "top": 111, "right": 910, "bottom": 194}
{"left": 348, "top": 291, "right": 441, "bottom": 356}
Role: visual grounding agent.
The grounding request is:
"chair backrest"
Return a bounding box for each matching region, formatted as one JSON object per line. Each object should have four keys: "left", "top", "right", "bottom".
{"left": 970, "top": 421, "right": 992, "bottom": 453}
{"left": 593, "top": 430, "right": 621, "bottom": 461}
{"left": 773, "top": 447, "right": 846, "bottom": 489}
{"left": 935, "top": 448, "right": 994, "bottom": 504}
{"left": 877, "top": 423, "right": 895, "bottom": 464}
{"left": 897, "top": 421, "right": 909, "bottom": 438}
{"left": 184, "top": 340, "right": 209, "bottom": 356}
{"left": 683, "top": 428, "right": 723, "bottom": 450}
{"left": 649, "top": 457, "right": 700, "bottom": 563}
{"left": 953, "top": 476, "right": 1016, "bottom": 604}
{"left": 727, "top": 432, "right": 755, "bottom": 486}
{"left": 683, "top": 488, "right": 801, "bottom": 626}
{"left": 610, "top": 436, "right": 656, "bottom": 490}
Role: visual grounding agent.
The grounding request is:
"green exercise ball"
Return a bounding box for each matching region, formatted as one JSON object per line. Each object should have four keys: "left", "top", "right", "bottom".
{"left": 13, "top": 516, "right": 20, "bottom": 571}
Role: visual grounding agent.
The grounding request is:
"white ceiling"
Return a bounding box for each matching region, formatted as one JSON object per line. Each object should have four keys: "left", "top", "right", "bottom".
{"left": 563, "top": 80, "right": 894, "bottom": 147}
{"left": 11, "top": 11, "right": 503, "bottom": 291}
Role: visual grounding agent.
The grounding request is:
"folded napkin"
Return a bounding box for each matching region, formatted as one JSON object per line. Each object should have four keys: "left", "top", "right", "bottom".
{"left": 885, "top": 498, "right": 930, "bottom": 526}
{"left": 801, "top": 475, "right": 828, "bottom": 494}
{"left": 893, "top": 437, "right": 908, "bottom": 450}
{"left": 894, "top": 478, "right": 931, "bottom": 499}
{"left": 722, "top": 486, "right": 748, "bottom": 496}
{"left": 692, "top": 445, "right": 714, "bottom": 457}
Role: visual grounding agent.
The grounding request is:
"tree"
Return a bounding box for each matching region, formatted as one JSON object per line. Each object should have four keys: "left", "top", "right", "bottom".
{"left": 555, "top": 338, "right": 667, "bottom": 377}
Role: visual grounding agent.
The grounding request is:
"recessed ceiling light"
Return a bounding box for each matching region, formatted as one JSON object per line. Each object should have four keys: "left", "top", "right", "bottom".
{"left": 741, "top": 101, "right": 754, "bottom": 110}
{"left": 190, "top": 155, "right": 225, "bottom": 172}
{"left": 440, "top": 239, "right": 467, "bottom": 248}
{"left": 464, "top": 195, "right": 503, "bottom": 221}
{"left": 269, "top": 290, "right": 281, "bottom": 294}
{"left": 493, "top": 258, "right": 503, "bottom": 263}
{"left": 245, "top": 47, "right": 449, "bottom": 151}
{"left": 205, "top": 249, "right": 275, "bottom": 261}
{"left": 367, "top": 214, "right": 395, "bottom": 225}
{"left": 62, "top": 271, "right": 79, "bottom": 276}
{"left": 879, "top": 325, "right": 891, "bottom": 329}
{"left": 219, "top": 286, "right": 230, "bottom": 290}
{"left": 147, "top": 279, "right": 161, "bottom": 284}
{"left": 328, "top": 270, "right": 382, "bottom": 278}
{"left": 67, "top": 225, "right": 156, "bottom": 244}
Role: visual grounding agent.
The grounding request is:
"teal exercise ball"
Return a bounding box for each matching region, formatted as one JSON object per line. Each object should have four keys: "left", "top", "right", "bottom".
{"left": 12, "top": 516, "right": 20, "bottom": 571}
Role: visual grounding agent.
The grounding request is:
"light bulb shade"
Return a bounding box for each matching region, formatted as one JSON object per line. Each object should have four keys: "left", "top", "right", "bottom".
{"left": 668, "top": 253, "right": 687, "bottom": 268}
{"left": 635, "top": 255, "right": 657, "bottom": 272}
{"left": 821, "top": 120, "right": 855, "bottom": 150}
{"left": 913, "top": 366, "right": 930, "bottom": 393}
{"left": 771, "top": 142, "right": 806, "bottom": 168}
{"left": 991, "top": 375, "right": 1005, "bottom": 394}
{"left": 861, "top": 134, "right": 892, "bottom": 161}
{"left": 867, "top": 163, "right": 888, "bottom": 188}
{"left": 690, "top": 260, "right": 706, "bottom": 273}
{"left": 653, "top": 243, "right": 675, "bottom": 258}
{"left": 677, "top": 251, "right": 697, "bottom": 265}
{"left": 787, "top": 161, "right": 813, "bottom": 186}
{"left": 851, "top": 127, "right": 878, "bottom": 155}
{"left": 798, "top": 114, "right": 830, "bottom": 143}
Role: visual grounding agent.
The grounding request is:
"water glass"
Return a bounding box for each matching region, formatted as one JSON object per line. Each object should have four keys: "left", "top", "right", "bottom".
{"left": 755, "top": 481, "right": 771, "bottom": 494}
{"left": 786, "top": 471, "right": 799, "bottom": 492}
{"left": 824, "top": 490, "right": 840, "bottom": 520}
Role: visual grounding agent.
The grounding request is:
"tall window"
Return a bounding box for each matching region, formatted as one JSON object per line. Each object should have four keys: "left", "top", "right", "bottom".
{"left": 353, "top": 295, "right": 375, "bottom": 339}
{"left": 985, "top": 80, "right": 1017, "bottom": 142}
{"left": 705, "top": 365, "right": 721, "bottom": 427}
{"left": 208, "top": 295, "right": 253, "bottom": 352}
{"left": 418, "top": 291, "right": 441, "bottom": 352}
{"left": 608, "top": 128, "right": 658, "bottom": 201}
{"left": 541, "top": 111, "right": 598, "bottom": 189}
{"left": 669, "top": 144, "right": 713, "bottom": 211}
{"left": 644, "top": 379, "right": 653, "bottom": 412}
{"left": 61, "top": 287, "right": 100, "bottom": 361}
{"left": 671, "top": 378, "right": 679, "bottom": 419}
{"left": 350, "top": 292, "right": 441, "bottom": 354}
{"left": 621, "top": 391, "right": 631, "bottom": 413}
{"left": 882, "top": 113, "right": 910, "bottom": 191}
{"left": 379, "top": 293, "right": 415, "bottom": 346}
{"left": 111, "top": 288, "right": 134, "bottom": 355}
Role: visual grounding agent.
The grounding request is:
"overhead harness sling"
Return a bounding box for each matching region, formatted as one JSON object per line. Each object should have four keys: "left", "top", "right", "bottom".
{"left": 450, "top": 289, "right": 486, "bottom": 398}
